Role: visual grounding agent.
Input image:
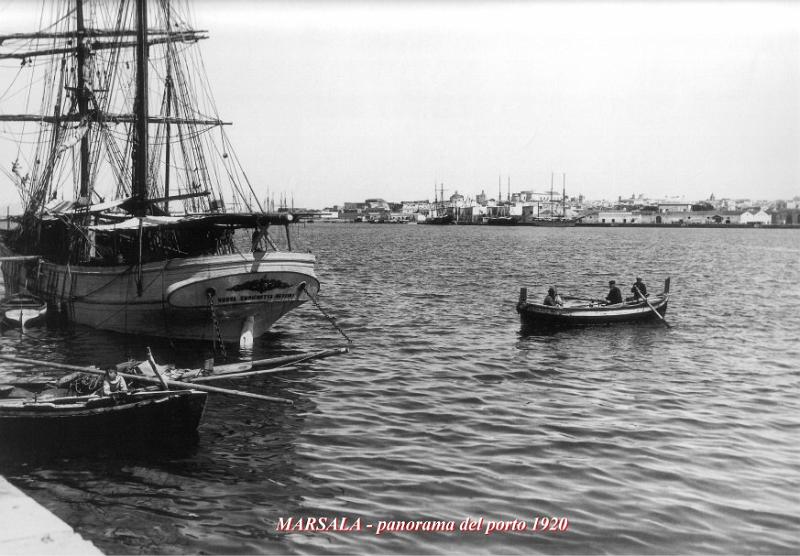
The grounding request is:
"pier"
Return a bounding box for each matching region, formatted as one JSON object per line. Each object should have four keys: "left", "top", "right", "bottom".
{"left": 0, "top": 476, "right": 101, "bottom": 555}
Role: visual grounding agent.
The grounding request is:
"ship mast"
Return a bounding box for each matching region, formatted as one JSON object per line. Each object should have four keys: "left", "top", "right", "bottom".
{"left": 75, "top": 0, "right": 90, "bottom": 200}
{"left": 163, "top": 0, "right": 173, "bottom": 214}
{"left": 132, "top": 0, "right": 150, "bottom": 216}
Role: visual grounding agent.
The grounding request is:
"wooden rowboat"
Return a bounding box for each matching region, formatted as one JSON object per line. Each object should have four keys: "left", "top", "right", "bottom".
{"left": 1, "top": 293, "right": 47, "bottom": 327}
{"left": 0, "top": 389, "right": 207, "bottom": 446}
{"left": 517, "top": 278, "right": 671, "bottom": 328}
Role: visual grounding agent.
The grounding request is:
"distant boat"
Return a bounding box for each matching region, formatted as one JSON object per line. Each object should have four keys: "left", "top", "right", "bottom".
{"left": 486, "top": 216, "right": 517, "bottom": 226}
{"left": 423, "top": 214, "right": 454, "bottom": 225}
{"left": 0, "top": 389, "right": 207, "bottom": 446}
{"left": 517, "top": 278, "right": 671, "bottom": 327}
{"left": 1, "top": 294, "right": 47, "bottom": 328}
{"left": 523, "top": 218, "right": 576, "bottom": 227}
{"left": 522, "top": 172, "right": 576, "bottom": 226}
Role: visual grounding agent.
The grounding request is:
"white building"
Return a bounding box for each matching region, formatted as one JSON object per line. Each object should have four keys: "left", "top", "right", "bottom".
{"left": 581, "top": 210, "right": 641, "bottom": 224}
{"left": 657, "top": 202, "right": 693, "bottom": 213}
{"left": 739, "top": 208, "right": 771, "bottom": 225}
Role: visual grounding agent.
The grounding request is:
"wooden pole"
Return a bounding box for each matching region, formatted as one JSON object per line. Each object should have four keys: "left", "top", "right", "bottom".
{"left": 146, "top": 347, "right": 170, "bottom": 389}
{"left": 212, "top": 347, "right": 349, "bottom": 375}
{"left": 192, "top": 366, "right": 299, "bottom": 383}
{"left": 635, "top": 286, "right": 671, "bottom": 328}
{"left": 0, "top": 354, "right": 293, "bottom": 404}
{"left": 562, "top": 295, "right": 606, "bottom": 303}
{"left": 0, "top": 256, "right": 41, "bottom": 262}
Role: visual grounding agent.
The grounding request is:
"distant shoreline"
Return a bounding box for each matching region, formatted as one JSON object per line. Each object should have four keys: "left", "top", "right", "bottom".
{"left": 309, "top": 220, "right": 800, "bottom": 229}
{"left": 573, "top": 223, "right": 800, "bottom": 229}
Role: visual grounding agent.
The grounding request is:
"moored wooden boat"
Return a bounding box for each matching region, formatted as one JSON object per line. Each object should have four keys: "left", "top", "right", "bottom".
{"left": 0, "top": 389, "right": 207, "bottom": 445}
{"left": 517, "top": 278, "right": 671, "bottom": 327}
{"left": 0, "top": 293, "right": 47, "bottom": 327}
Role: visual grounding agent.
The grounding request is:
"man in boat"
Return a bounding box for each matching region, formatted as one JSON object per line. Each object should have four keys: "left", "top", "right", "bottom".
{"left": 101, "top": 368, "right": 128, "bottom": 396}
{"left": 543, "top": 287, "right": 563, "bottom": 307}
{"left": 630, "top": 277, "right": 648, "bottom": 301}
{"left": 605, "top": 280, "right": 623, "bottom": 305}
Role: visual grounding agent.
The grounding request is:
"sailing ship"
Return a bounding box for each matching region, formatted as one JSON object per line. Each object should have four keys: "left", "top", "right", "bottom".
{"left": 525, "top": 173, "right": 576, "bottom": 226}
{"left": 422, "top": 183, "right": 454, "bottom": 225}
{"left": 0, "top": 0, "right": 319, "bottom": 344}
{"left": 487, "top": 176, "right": 517, "bottom": 225}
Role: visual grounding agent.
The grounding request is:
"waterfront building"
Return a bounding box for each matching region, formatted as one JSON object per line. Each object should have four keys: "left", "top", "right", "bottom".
{"left": 365, "top": 199, "right": 391, "bottom": 211}
{"left": 581, "top": 210, "right": 643, "bottom": 224}
{"left": 401, "top": 200, "right": 432, "bottom": 216}
{"left": 739, "top": 208, "right": 771, "bottom": 225}
{"left": 657, "top": 202, "right": 694, "bottom": 213}
{"left": 653, "top": 210, "right": 732, "bottom": 224}
{"left": 457, "top": 204, "right": 488, "bottom": 223}
{"left": 770, "top": 209, "right": 800, "bottom": 225}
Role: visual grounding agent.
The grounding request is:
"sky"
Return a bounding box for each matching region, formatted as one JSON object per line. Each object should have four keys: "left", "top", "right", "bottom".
{"left": 1, "top": 0, "right": 798, "bottom": 210}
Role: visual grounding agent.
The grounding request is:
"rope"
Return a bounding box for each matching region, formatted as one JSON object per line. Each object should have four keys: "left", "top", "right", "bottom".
{"left": 300, "top": 283, "right": 352, "bottom": 345}
{"left": 207, "top": 290, "right": 227, "bottom": 359}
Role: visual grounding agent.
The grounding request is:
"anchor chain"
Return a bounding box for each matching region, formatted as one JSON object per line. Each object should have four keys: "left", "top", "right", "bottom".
{"left": 207, "top": 290, "right": 227, "bottom": 359}
{"left": 301, "top": 283, "right": 353, "bottom": 344}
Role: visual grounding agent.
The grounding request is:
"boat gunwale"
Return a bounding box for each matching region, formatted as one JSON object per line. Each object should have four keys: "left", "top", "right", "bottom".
{"left": 519, "top": 293, "right": 669, "bottom": 315}
{"left": 0, "top": 390, "right": 207, "bottom": 417}
{"left": 19, "top": 250, "right": 317, "bottom": 273}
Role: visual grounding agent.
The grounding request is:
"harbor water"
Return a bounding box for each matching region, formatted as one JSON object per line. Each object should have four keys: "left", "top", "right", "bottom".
{"left": 0, "top": 224, "right": 798, "bottom": 554}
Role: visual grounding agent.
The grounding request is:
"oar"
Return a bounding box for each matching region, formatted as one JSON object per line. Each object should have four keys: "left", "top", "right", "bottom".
{"left": 635, "top": 286, "right": 671, "bottom": 328}
{"left": 562, "top": 295, "right": 605, "bottom": 303}
{"left": 0, "top": 354, "right": 293, "bottom": 404}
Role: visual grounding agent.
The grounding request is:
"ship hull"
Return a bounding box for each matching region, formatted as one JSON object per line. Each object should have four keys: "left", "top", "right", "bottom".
{"left": 1, "top": 251, "right": 318, "bottom": 342}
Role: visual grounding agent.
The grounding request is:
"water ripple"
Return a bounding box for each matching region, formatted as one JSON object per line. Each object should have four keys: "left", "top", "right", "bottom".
{"left": 1, "top": 225, "right": 798, "bottom": 554}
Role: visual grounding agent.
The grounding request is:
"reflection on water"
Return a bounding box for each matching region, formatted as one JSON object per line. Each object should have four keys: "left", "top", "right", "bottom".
{"left": 1, "top": 225, "right": 799, "bottom": 554}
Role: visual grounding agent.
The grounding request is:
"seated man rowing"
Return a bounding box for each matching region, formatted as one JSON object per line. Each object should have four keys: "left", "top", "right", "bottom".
{"left": 630, "top": 277, "right": 648, "bottom": 301}
{"left": 543, "top": 286, "right": 564, "bottom": 307}
{"left": 605, "top": 280, "right": 623, "bottom": 305}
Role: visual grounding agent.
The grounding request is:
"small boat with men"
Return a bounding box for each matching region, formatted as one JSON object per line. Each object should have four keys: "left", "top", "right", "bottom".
{"left": 1, "top": 293, "right": 47, "bottom": 328}
{"left": 0, "top": 388, "right": 207, "bottom": 446}
{"left": 0, "top": 344, "right": 350, "bottom": 451}
{"left": 517, "top": 277, "right": 671, "bottom": 328}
